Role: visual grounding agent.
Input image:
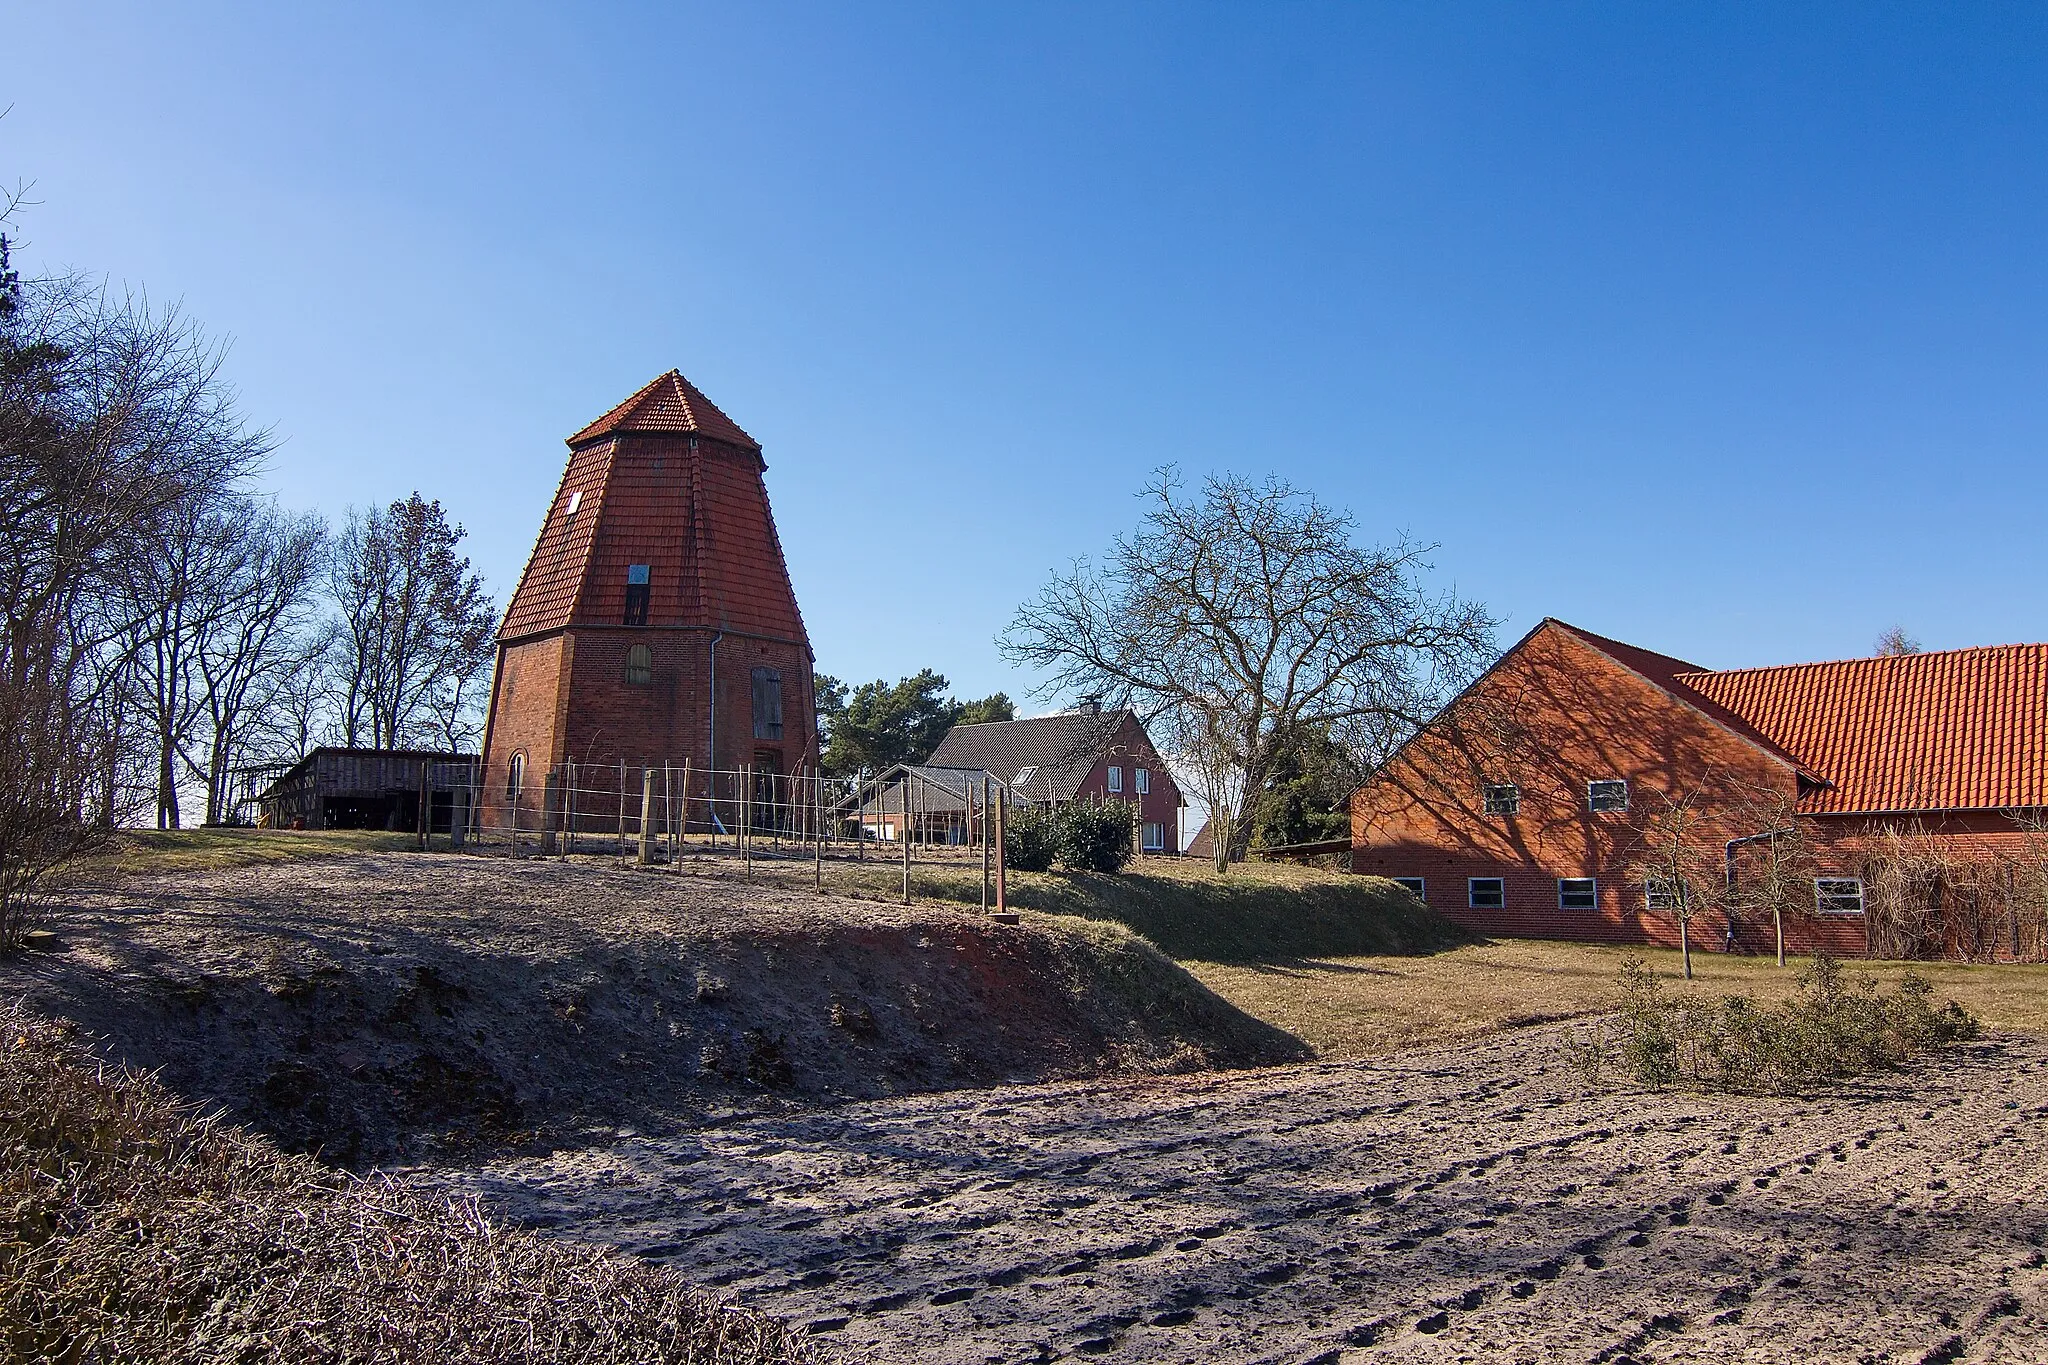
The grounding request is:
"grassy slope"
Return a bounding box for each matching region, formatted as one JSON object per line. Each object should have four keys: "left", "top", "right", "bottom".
{"left": 818, "top": 855, "right": 1469, "bottom": 961}
{"left": 1189, "top": 939, "right": 2048, "bottom": 1061}
{"left": 72, "top": 828, "right": 417, "bottom": 877}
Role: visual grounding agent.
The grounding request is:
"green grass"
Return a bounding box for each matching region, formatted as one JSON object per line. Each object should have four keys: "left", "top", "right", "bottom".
{"left": 68, "top": 828, "right": 418, "bottom": 878}
{"left": 812, "top": 855, "right": 1469, "bottom": 961}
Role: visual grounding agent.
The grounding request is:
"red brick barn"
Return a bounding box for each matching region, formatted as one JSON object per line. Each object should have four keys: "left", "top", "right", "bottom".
{"left": 1350, "top": 619, "right": 2048, "bottom": 960}
{"left": 926, "top": 702, "right": 1186, "bottom": 854}
{"left": 479, "top": 372, "right": 817, "bottom": 835}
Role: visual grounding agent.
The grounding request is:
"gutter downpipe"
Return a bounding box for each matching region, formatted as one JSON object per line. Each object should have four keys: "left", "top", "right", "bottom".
{"left": 1727, "top": 827, "right": 1798, "bottom": 967}
{"left": 708, "top": 630, "right": 725, "bottom": 835}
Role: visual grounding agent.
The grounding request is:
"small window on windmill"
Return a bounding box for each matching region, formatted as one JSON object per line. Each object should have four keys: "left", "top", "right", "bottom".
{"left": 624, "top": 564, "right": 650, "bottom": 626}
{"left": 625, "top": 644, "right": 652, "bottom": 686}
{"left": 564, "top": 490, "right": 582, "bottom": 516}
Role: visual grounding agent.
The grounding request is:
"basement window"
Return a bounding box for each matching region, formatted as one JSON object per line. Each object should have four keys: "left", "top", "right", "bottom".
{"left": 1816, "top": 878, "right": 1865, "bottom": 915}
{"left": 1645, "top": 877, "right": 1688, "bottom": 912}
{"left": 1559, "top": 878, "right": 1598, "bottom": 910}
{"left": 623, "top": 564, "right": 650, "bottom": 626}
{"left": 1588, "top": 780, "right": 1629, "bottom": 813}
{"left": 1392, "top": 877, "right": 1426, "bottom": 900}
{"left": 1468, "top": 877, "right": 1505, "bottom": 910}
{"left": 625, "top": 644, "right": 652, "bottom": 686}
{"left": 1483, "top": 784, "right": 1520, "bottom": 816}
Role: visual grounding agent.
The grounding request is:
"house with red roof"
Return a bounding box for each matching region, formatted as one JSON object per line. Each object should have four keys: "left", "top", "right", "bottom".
{"left": 1350, "top": 619, "right": 2048, "bottom": 960}
{"left": 479, "top": 372, "right": 817, "bottom": 836}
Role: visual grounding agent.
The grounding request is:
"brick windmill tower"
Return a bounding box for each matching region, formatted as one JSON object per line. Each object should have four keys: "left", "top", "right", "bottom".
{"left": 479, "top": 371, "right": 817, "bottom": 833}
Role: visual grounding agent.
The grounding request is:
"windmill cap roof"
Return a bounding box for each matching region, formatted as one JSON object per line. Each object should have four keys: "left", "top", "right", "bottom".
{"left": 567, "top": 370, "right": 761, "bottom": 451}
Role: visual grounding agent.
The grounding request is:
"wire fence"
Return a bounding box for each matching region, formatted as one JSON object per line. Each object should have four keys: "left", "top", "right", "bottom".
{"left": 427, "top": 761, "right": 1021, "bottom": 914}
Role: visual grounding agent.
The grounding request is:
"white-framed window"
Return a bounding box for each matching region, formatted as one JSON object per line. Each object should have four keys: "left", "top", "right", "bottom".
{"left": 1135, "top": 767, "right": 1149, "bottom": 795}
{"left": 1816, "top": 878, "right": 1865, "bottom": 915}
{"left": 1588, "top": 780, "right": 1629, "bottom": 812}
{"left": 1645, "top": 877, "right": 1688, "bottom": 912}
{"left": 1013, "top": 765, "right": 1038, "bottom": 788}
{"left": 1107, "top": 765, "right": 1122, "bottom": 793}
{"left": 1392, "top": 877, "right": 1426, "bottom": 899}
{"left": 564, "top": 489, "right": 583, "bottom": 515}
{"left": 1483, "top": 784, "right": 1520, "bottom": 816}
{"left": 1469, "top": 877, "right": 1505, "bottom": 909}
{"left": 1558, "top": 878, "right": 1598, "bottom": 910}
{"left": 1141, "top": 821, "right": 1165, "bottom": 851}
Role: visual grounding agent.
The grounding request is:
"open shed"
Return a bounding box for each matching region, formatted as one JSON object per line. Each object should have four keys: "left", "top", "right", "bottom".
{"left": 257, "top": 748, "right": 479, "bottom": 833}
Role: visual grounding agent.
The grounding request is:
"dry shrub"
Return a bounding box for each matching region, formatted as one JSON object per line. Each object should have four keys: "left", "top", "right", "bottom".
{"left": 0, "top": 1006, "right": 821, "bottom": 1365}
{"left": 1569, "top": 953, "right": 1979, "bottom": 1094}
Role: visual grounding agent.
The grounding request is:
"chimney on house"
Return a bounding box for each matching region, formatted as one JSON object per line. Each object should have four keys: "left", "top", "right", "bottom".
{"left": 1078, "top": 696, "right": 1101, "bottom": 716}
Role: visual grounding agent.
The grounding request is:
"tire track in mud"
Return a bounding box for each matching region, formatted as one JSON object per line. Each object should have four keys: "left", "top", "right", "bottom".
{"left": 440, "top": 1030, "right": 2048, "bottom": 1364}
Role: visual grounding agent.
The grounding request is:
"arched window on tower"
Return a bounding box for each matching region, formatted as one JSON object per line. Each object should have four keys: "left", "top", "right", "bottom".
{"left": 507, "top": 751, "right": 526, "bottom": 804}
{"left": 625, "top": 644, "right": 652, "bottom": 685}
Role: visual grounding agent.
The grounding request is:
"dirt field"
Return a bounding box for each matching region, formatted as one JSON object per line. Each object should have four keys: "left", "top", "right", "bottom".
{"left": 446, "top": 1025, "right": 2048, "bottom": 1364}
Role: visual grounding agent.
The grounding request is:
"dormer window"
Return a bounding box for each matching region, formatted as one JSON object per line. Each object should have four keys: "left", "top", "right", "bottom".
{"left": 624, "top": 564, "right": 650, "bottom": 626}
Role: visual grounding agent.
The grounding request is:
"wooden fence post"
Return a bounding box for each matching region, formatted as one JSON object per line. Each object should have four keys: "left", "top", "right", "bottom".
{"left": 638, "top": 767, "right": 656, "bottom": 865}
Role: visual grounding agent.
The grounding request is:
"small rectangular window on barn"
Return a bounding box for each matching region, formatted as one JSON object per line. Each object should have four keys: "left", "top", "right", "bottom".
{"left": 1588, "top": 780, "right": 1629, "bottom": 812}
{"left": 1483, "top": 784, "right": 1520, "bottom": 816}
{"left": 623, "top": 564, "right": 650, "bottom": 626}
{"left": 1645, "top": 877, "right": 1687, "bottom": 911}
{"left": 1469, "top": 877, "right": 1505, "bottom": 909}
{"left": 1816, "top": 878, "right": 1865, "bottom": 915}
{"left": 1392, "top": 877, "right": 1426, "bottom": 900}
{"left": 1558, "top": 878, "right": 1598, "bottom": 910}
{"left": 751, "top": 667, "right": 783, "bottom": 740}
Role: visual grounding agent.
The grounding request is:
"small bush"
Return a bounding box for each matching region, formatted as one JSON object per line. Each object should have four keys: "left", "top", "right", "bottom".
{"left": 1004, "top": 805, "right": 1061, "bottom": 872}
{"left": 1056, "top": 802, "right": 1137, "bottom": 874}
{"left": 1569, "top": 951, "right": 1980, "bottom": 1094}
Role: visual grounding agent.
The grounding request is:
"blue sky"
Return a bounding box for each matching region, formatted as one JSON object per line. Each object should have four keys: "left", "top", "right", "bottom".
{"left": 9, "top": 2, "right": 2048, "bottom": 708}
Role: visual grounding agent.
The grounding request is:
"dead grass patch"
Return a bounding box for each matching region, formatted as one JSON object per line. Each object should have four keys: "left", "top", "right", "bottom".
{"left": 1187, "top": 938, "right": 2048, "bottom": 1060}
{"left": 0, "top": 1005, "right": 817, "bottom": 1364}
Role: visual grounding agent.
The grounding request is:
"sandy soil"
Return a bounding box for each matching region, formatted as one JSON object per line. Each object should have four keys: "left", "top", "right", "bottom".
{"left": 4, "top": 854, "right": 1294, "bottom": 1165}
{"left": 444, "top": 1025, "right": 2048, "bottom": 1364}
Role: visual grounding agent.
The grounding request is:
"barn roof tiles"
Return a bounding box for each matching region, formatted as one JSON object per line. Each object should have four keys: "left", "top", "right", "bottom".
{"left": 1678, "top": 643, "right": 2048, "bottom": 815}
{"left": 1551, "top": 620, "right": 2048, "bottom": 816}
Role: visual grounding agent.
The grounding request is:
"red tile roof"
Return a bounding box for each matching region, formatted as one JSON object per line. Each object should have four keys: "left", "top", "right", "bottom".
{"left": 566, "top": 370, "right": 761, "bottom": 451}
{"left": 498, "top": 375, "right": 807, "bottom": 646}
{"left": 1678, "top": 644, "right": 2048, "bottom": 815}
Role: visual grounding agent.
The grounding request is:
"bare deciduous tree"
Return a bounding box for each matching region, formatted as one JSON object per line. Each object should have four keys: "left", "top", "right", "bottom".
{"left": 1874, "top": 626, "right": 1922, "bottom": 657}
{"left": 1001, "top": 469, "right": 1495, "bottom": 864}
{"left": 0, "top": 215, "right": 267, "bottom": 940}
{"left": 1623, "top": 784, "right": 1726, "bottom": 980}
{"left": 330, "top": 494, "right": 495, "bottom": 751}
{"left": 1726, "top": 781, "right": 1817, "bottom": 967}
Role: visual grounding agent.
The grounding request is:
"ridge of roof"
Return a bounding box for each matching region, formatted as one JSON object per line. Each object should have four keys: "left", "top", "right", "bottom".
{"left": 566, "top": 370, "right": 761, "bottom": 451}
{"left": 1677, "top": 638, "right": 2047, "bottom": 681}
